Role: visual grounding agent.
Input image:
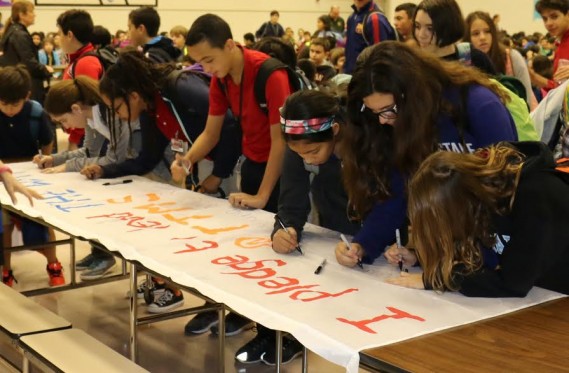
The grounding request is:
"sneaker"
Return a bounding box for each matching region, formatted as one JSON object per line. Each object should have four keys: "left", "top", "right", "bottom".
{"left": 260, "top": 337, "right": 304, "bottom": 366}
{"left": 80, "top": 257, "right": 116, "bottom": 281}
{"left": 46, "top": 262, "right": 65, "bottom": 287}
{"left": 2, "top": 269, "right": 17, "bottom": 287}
{"left": 126, "top": 277, "right": 167, "bottom": 299}
{"left": 235, "top": 331, "right": 274, "bottom": 364}
{"left": 211, "top": 312, "right": 254, "bottom": 336}
{"left": 185, "top": 310, "right": 219, "bottom": 335}
{"left": 75, "top": 253, "right": 96, "bottom": 271}
{"left": 146, "top": 289, "right": 184, "bottom": 314}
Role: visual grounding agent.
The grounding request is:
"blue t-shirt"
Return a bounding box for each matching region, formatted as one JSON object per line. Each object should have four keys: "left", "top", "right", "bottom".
{"left": 353, "top": 84, "right": 518, "bottom": 262}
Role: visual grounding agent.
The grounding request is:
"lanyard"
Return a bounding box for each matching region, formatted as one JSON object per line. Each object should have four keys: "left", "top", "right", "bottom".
{"left": 236, "top": 68, "right": 245, "bottom": 126}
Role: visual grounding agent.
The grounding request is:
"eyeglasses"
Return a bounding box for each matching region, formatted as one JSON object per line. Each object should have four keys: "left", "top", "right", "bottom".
{"left": 361, "top": 103, "right": 398, "bottom": 120}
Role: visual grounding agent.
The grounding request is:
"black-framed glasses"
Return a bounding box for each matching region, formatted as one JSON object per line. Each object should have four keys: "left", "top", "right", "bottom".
{"left": 375, "top": 104, "right": 398, "bottom": 119}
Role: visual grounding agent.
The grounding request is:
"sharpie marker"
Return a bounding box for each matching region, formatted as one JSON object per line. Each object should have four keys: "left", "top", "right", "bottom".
{"left": 314, "top": 258, "right": 326, "bottom": 275}
{"left": 396, "top": 229, "right": 403, "bottom": 271}
{"left": 340, "top": 234, "right": 363, "bottom": 270}
{"left": 277, "top": 217, "right": 303, "bottom": 255}
{"left": 103, "top": 179, "right": 133, "bottom": 186}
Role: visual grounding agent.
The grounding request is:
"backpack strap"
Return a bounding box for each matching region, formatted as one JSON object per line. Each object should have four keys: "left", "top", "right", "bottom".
{"left": 254, "top": 58, "right": 301, "bottom": 115}
{"left": 70, "top": 51, "right": 100, "bottom": 79}
{"left": 28, "top": 101, "right": 44, "bottom": 144}
{"left": 456, "top": 42, "right": 472, "bottom": 67}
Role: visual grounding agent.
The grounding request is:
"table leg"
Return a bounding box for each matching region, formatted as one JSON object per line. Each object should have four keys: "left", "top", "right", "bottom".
{"left": 218, "top": 305, "right": 225, "bottom": 373}
{"left": 276, "top": 330, "right": 283, "bottom": 373}
{"left": 129, "top": 263, "right": 138, "bottom": 361}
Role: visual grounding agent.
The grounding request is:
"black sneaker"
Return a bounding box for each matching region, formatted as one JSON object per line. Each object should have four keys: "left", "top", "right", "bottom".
{"left": 211, "top": 312, "right": 254, "bottom": 336}
{"left": 235, "top": 331, "right": 274, "bottom": 364}
{"left": 184, "top": 310, "right": 219, "bottom": 335}
{"left": 260, "top": 337, "right": 304, "bottom": 366}
{"left": 146, "top": 289, "right": 184, "bottom": 314}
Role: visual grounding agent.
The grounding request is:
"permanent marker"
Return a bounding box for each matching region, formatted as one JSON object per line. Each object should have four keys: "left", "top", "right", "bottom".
{"left": 340, "top": 234, "right": 363, "bottom": 269}
{"left": 314, "top": 258, "right": 326, "bottom": 275}
{"left": 276, "top": 217, "right": 303, "bottom": 255}
{"left": 103, "top": 179, "right": 133, "bottom": 186}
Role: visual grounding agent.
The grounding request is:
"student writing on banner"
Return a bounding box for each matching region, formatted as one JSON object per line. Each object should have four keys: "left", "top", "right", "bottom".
{"left": 337, "top": 42, "right": 517, "bottom": 270}
{"left": 385, "top": 142, "right": 569, "bottom": 297}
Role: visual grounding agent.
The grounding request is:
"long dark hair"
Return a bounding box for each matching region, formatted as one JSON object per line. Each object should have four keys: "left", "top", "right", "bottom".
{"left": 409, "top": 143, "right": 523, "bottom": 292}
{"left": 464, "top": 11, "right": 507, "bottom": 74}
{"left": 343, "top": 41, "right": 507, "bottom": 217}
{"left": 99, "top": 51, "right": 175, "bottom": 131}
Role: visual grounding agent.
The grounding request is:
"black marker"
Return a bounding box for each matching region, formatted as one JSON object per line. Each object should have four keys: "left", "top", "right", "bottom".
{"left": 396, "top": 229, "right": 408, "bottom": 273}
{"left": 341, "top": 234, "right": 364, "bottom": 270}
{"left": 103, "top": 179, "right": 133, "bottom": 186}
{"left": 276, "top": 216, "right": 303, "bottom": 255}
{"left": 314, "top": 259, "right": 326, "bottom": 275}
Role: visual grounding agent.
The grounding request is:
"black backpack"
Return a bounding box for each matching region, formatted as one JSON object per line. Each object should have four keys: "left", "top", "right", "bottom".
{"left": 218, "top": 57, "right": 309, "bottom": 115}
{"left": 70, "top": 45, "right": 119, "bottom": 78}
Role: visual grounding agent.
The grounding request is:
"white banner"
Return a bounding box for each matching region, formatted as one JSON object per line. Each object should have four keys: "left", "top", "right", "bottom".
{"left": 1, "top": 162, "right": 565, "bottom": 372}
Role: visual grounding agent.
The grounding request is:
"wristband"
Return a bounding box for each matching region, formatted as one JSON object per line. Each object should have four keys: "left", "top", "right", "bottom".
{"left": 0, "top": 165, "right": 13, "bottom": 175}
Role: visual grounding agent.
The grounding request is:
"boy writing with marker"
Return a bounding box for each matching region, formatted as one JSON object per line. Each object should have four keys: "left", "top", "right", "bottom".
{"left": 171, "top": 13, "right": 291, "bottom": 364}
{"left": 0, "top": 65, "right": 64, "bottom": 287}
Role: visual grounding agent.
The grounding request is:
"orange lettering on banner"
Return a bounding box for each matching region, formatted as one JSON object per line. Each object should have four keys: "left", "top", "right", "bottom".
{"left": 336, "top": 307, "right": 426, "bottom": 334}
{"left": 162, "top": 214, "right": 213, "bottom": 225}
{"left": 174, "top": 240, "right": 219, "bottom": 254}
{"left": 107, "top": 195, "right": 133, "bottom": 204}
{"left": 134, "top": 202, "right": 192, "bottom": 214}
{"left": 235, "top": 237, "right": 272, "bottom": 249}
{"left": 192, "top": 224, "right": 249, "bottom": 235}
{"left": 146, "top": 193, "right": 160, "bottom": 201}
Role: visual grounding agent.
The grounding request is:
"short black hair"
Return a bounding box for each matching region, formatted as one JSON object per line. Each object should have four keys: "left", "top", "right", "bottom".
{"left": 253, "top": 37, "right": 296, "bottom": 69}
{"left": 91, "top": 25, "right": 111, "bottom": 48}
{"left": 536, "top": 0, "right": 569, "bottom": 14}
{"left": 244, "top": 32, "right": 255, "bottom": 43}
{"left": 57, "top": 10, "right": 94, "bottom": 45}
{"left": 186, "top": 14, "right": 233, "bottom": 49}
{"left": 129, "top": 6, "right": 160, "bottom": 37}
{"left": 414, "top": 0, "right": 465, "bottom": 47}
{"left": 0, "top": 65, "right": 32, "bottom": 103}
{"left": 395, "top": 2, "right": 417, "bottom": 18}
{"left": 270, "top": 10, "right": 280, "bottom": 17}
{"left": 297, "top": 58, "right": 316, "bottom": 81}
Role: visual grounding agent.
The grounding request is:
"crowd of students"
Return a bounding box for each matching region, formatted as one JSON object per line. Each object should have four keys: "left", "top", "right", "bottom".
{"left": 0, "top": 0, "right": 568, "bottom": 368}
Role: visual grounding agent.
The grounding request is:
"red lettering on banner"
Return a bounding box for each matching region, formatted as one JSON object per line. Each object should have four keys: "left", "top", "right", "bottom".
{"left": 337, "top": 307, "right": 426, "bottom": 334}
{"left": 235, "top": 237, "right": 272, "bottom": 249}
{"left": 86, "top": 212, "right": 170, "bottom": 230}
{"left": 267, "top": 285, "right": 358, "bottom": 302}
{"left": 192, "top": 224, "right": 248, "bottom": 235}
{"left": 258, "top": 277, "right": 299, "bottom": 289}
{"left": 174, "top": 240, "right": 219, "bottom": 254}
{"left": 211, "top": 255, "right": 249, "bottom": 266}
{"left": 211, "top": 255, "right": 358, "bottom": 303}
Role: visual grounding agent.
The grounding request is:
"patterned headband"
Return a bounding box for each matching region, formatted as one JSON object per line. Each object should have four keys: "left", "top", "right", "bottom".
{"left": 280, "top": 115, "right": 335, "bottom": 135}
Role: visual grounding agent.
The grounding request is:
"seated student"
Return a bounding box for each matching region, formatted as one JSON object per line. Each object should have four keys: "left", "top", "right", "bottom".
{"left": 128, "top": 6, "right": 181, "bottom": 63}
{"left": 413, "top": 0, "right": 497, "bottom": 75}
{"left": 80, "top": 52, "right": 241, "bottom": 312}
{"left": 312, "top": 15, "right": 337, "bottom": 41}
{"left": 0, "top": 65, "right": 64, "bottom": 287}
{"left": 169, "top": 25, "right": 189, "bottom": 60}
{"left": 309, "top": 37, "right": 333, "bottom": 67}
{"left": 530, "top": 0, "right": 569, "bottom": 90}
{"left": 330, "top": 47, "right": 345, "bottom": 74}
{"left": 336, "top": 41, "right": 518, "bottom": 269}
{"left": 465, "top": 11, "right": 537, "bottom": 110}
{"left": 38, "top": 37, "right": 62, "bottom": 70}
{"left": 385, "top": 142, "right": 569, "bottom": 296}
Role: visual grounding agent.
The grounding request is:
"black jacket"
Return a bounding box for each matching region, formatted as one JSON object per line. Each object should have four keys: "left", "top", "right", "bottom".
{"left": 453, "top": 141, "right": 569, "bottom": 297}
{"left": 101, "top": 70, "right": 240, "bottom": 180}
{"left": 142, "top": 36, "right": 181, "bottom": 64}
{"left": 273, "top": 148, "right": 360, "bottom": 241}
{"left": 0, "top": 23, "right": 51, "bottom": 102}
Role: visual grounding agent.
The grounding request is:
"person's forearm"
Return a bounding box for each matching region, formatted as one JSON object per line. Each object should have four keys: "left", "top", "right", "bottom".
{"left": 187, "top": 131, "right": 221, "bottom": 165}
{"left": 256, "top": 135, "right": 285, "bottom": 201}
{"left": 530, "top": 69, "right": 551, "bottom": 89}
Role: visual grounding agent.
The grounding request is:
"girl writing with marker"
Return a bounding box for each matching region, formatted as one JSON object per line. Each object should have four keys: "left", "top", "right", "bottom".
{"left": 34, "top": 76, "right": 140, "bottom": 173}
{"left": 385, "top": 142, "right": 569, "bottom": 296}
{"left": 272, "top": 89, "right": 359, "bottom": 253}
{"left": 336, "top": 41, "right": 518, "bottom": 269}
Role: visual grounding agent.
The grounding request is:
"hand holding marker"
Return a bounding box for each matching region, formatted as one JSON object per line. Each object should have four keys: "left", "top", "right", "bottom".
{"left": 276, "top": 217, "right": 303, "bottom": 255}
{"left": 341, "top": 234, "right": 363, "bottom": 269}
